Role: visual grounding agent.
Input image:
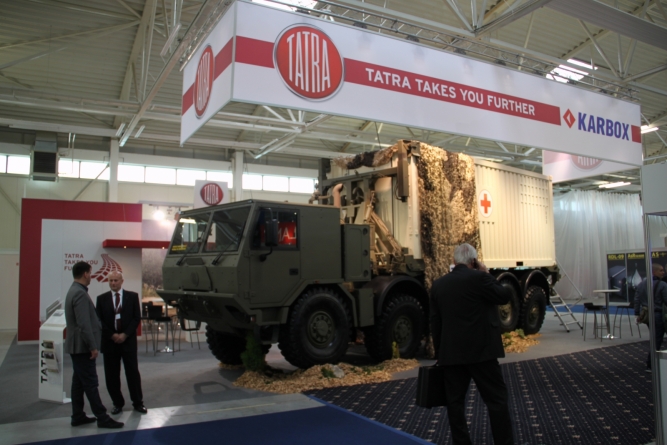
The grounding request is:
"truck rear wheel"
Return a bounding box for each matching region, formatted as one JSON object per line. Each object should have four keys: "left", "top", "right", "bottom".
{"left": 520, "top": 286, "right": 547, "bottom": 335}
{"left": 498, "top": 279, "right": 520, "bottom": 333}
{"left": 278, "top": 287, "right": 351, "bottom": 369}
{"left": 364, "top": 294, "right": 425, "bottom": 362}
{"left": 205, "top": 327, "right": 269, "bottom": 365}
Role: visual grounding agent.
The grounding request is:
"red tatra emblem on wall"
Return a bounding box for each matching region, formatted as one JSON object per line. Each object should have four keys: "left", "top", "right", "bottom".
{"left": 200, "top": 183, "right": 223, "bottom": 206}
{"left": 194, "top": 46, "right": 215, "bottom": 118}
{"left": 274, "top": 25, "right": 344, "bottom": 100}
{"left": 570, "top": 155, "right": 602, "bottom": 170}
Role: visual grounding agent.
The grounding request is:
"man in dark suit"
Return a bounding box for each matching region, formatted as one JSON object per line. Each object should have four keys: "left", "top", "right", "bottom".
{"left": 430, "top": 243, "right": 513, "bottom": 445}
{"left": 65, "top": 261, "right": 123, "bottom": 429}
{"left": 96, "top": 271, "right": 147, "bottom": 415}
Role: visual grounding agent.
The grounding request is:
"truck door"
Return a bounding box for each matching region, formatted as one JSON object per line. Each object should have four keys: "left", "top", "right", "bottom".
{"left": 249, "top": 207, "right": 301, "bottom": 305}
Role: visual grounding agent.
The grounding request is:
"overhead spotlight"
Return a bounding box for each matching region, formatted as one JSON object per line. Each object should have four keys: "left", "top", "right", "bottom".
{"left": 353, "top": 21, "right": 367, "bottom": 29}
{"left": 406, "top": 35, "right": 419, "bottom": 43}
{"left": 641, "top": 125, "right": 659, "bottom": 134}
{"left": 454, "top": 48, "right": 466, "bottom": 55}
{"left": 153, "top": 207, "right": 165, "bottom": 220}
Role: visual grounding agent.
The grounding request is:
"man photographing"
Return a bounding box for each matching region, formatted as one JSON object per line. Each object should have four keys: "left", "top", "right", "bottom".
{"left": 430, "top": 243, "right": 513, "bottom": 445}
{"left": 96, "top": 271, "right": 147, "bottom": 415}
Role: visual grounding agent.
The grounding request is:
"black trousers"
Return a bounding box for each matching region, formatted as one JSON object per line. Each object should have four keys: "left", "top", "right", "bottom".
{"left": 103, "top": 342, "right": 143, "bottom": 408}
{"left": 70, "top": 353, "right": 109, "bottom": 422}
{"left": 443, "top": 359, "right": 513, "bottom": 445}
{"left": 646, "top": 313, "right": 665, "bottom": 368}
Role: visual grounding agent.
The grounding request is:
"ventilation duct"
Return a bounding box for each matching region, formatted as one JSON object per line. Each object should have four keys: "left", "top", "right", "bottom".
{"left": 32, "top": 132, "right": 58, "bottom": 181}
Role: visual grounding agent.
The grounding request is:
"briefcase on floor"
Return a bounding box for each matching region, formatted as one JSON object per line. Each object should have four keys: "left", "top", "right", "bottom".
{"left": 415, "top": 365, "right": 447, "bottom": 408}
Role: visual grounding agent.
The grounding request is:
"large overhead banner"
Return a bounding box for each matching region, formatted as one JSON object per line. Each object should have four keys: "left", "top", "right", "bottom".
{"left": 181, "top": 1, "right": 642, "bottom": 166}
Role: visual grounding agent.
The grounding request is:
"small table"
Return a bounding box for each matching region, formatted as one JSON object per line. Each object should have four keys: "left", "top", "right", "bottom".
{"left": 592, "top": 289, "right": 621, "bottom": 339}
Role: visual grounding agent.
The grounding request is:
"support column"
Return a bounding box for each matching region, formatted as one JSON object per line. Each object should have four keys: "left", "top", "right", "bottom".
{"left": 108, "top": 139, "right": 119, "bottom": 202}
{"left": 232, "top": 150, "right": 244, "bottom": 202}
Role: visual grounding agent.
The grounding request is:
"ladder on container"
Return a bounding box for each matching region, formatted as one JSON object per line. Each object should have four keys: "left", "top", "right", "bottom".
{"left": 549, "top": 293, "right": 583, "bottom": 332}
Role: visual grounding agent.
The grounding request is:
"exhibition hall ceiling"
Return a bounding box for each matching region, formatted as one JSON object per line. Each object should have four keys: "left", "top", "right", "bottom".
{"left": 0, "top": 0, "right": 665, "bottom": 192}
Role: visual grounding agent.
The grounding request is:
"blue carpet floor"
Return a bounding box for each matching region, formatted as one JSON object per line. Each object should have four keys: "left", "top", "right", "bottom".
{"left": 23, "top": 403, "right": 430, "bottom": 445}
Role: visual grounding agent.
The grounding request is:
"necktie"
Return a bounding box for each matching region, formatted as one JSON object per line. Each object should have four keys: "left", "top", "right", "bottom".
{"left": 115, "top": 292, "right": 121, "bottom": 332}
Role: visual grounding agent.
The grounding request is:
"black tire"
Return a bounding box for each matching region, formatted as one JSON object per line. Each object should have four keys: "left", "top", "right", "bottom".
{"left": 520, "top": 286, "right": 547, "bottom": 335}
{"left": 364, "top": 294, "right": 425, "bottom": 362}
{"left": 498, "top": 279, "right": 520, "bottom": 333}
{"left": 205, "top": 327, "right": 270, "bottom": 365}
{"left": 278, "top": 287, "right": 351, "bottom": 369}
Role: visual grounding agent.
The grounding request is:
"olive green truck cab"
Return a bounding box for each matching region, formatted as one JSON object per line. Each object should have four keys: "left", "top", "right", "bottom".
{"left": 159, "top": 141, "right": 560, "bottom": 369}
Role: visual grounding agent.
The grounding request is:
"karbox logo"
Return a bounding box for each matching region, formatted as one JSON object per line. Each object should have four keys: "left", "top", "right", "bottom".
{"left": 194, "top": 45, "right": 215, "bottom": 118}
{"left": 200, "top": 182, "right": 224, "bottom": 206}
{"left": 562, "top": 108, "right": 641, "bottom": 143}
{"left": 274, "top": 25, "right": 344, "bottom": 100}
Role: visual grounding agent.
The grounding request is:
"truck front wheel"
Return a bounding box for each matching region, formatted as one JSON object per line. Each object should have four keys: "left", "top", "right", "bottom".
{"left": 278, "top": 287, "right": 352, "bottom": 369}
{"left": 205, "top": 327, "right": 269, "bottom": 365}
{"left": 520, "top": 286, "right": 547, "bottom": 335}
{"left": 364, "top": 294, "right": 425, "bottom": 362}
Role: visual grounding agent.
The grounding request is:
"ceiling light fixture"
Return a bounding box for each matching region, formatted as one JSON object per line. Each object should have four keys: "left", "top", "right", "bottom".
{"left": 641, "top": 125, "right": 659, "bottom": 134}
{"left": 599, "top": 181, "right": 631, "bottom": 189}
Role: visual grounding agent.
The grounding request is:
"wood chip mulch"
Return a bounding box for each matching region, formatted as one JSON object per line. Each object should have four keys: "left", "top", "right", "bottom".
{"left": 502, "top": 331, "right": 541, "bottom": 353}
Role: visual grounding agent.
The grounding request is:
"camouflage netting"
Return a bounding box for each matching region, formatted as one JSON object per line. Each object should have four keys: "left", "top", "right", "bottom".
{"left": 332, "top": 144, "right": 397, "bottom": 170}
{"left": 415, "top": 141, "right": 481, "bottom": 291}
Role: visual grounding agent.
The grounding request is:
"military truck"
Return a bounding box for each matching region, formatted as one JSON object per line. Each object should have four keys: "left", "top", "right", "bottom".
{"left": 159, "top": 141, "right": 559, "bottom": 369}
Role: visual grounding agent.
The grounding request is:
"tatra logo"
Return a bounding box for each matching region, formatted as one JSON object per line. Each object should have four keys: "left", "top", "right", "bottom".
{"left": 200, "top": 183, "right": 223, "bottom": 206}
{"left": 91, "top": 254, "right": 123, "bottom": 283}
{"left": 570, "top": 155, "right": 602, "bottom": 170}
{"left": 194, "top": 46, "right": 215, "bottom": 118}
{"left": 274, "top": 25, "right": 344, "bottom": 100}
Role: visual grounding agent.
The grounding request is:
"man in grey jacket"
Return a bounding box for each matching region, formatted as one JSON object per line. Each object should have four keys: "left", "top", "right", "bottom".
{"left": 65, "top": 261, "right": 123, "bottom": 429}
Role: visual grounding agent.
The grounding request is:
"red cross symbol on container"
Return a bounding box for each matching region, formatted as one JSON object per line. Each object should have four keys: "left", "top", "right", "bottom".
{"left": 478, "top": 190, "right": 493, "bottom": 217}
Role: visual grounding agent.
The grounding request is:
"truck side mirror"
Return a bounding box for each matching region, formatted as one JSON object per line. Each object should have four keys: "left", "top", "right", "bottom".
{"left": 265, "top": 219, "right": 279, "bottom": 247}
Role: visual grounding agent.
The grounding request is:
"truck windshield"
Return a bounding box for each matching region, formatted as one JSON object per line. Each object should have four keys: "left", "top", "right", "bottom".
{"left": 204, "top": 206, "right": 251, "bottom": 252}
{"left": 169, "top": 213, "right": 211, "bottom": 254}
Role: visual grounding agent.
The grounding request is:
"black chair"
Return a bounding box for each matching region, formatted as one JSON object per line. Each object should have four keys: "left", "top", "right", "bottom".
{"left": 147, "top": 305, "right": 176, "bottom": 355}
{"left": 613, "top": 304, "right": 639, "bottom": 338}
{"left": 179, "top": 318, "right": 202, "bottom": 349}
{"left": 583, "top": 302, "right": 609, "bottom": 341}
{"left": 141, "top": 302, "right": 156, "bottom": 354}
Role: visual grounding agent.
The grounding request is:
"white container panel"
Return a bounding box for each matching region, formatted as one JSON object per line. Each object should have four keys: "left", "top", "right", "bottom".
{"left": 475, "top": 160, "right": 556, "bottom": 268}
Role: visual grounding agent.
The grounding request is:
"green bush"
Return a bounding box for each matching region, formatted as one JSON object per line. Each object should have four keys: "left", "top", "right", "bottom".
{"left": 391, "top": 341, "right": 400, "bottom": 359}
{"left": 321, "top": 366, "right": 335, "bottom": 378}
{"left": 240, "top": 332, "right": 267, "bottom": 372}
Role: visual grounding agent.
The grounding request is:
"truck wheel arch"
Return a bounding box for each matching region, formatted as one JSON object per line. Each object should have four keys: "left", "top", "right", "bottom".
{"left": 519, "top": 269, "right": 550, "bottom": 302}
{"left": 364, "top": 275, "right": 429, "bottom": 317}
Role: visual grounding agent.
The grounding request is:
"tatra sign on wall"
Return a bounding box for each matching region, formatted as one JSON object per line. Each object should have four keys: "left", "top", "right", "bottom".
{"left": 181, "top": 1, "right": 642, "bottom": 166}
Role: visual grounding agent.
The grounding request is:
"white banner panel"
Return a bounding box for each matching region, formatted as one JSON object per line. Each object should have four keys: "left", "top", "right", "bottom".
{"left": 543, "top": 150, "right": 631, "bottom": 183}
{"left": 181, "top": 2, "right": 236, "bottom": 143}
{"left": 181, "top": 1, "right": 642, "bottom": 166}
{"left": 40, "top": 220, "right": 142, "bottom": 322}
{"left": 194, "top": 179, "right": 230, "bottom": 208}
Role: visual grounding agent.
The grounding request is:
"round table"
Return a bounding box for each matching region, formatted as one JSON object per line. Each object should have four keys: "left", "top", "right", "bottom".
{"left": 592, "top": 289, "right": 621, "bottom": 339}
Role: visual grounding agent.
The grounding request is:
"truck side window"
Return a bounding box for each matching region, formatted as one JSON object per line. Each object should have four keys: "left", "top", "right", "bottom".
{"left": 169, "top": 213, "right": 211, "bottom": 254}
{"left": 204, "top": 206, "right": 251, "bottom": 252}
{"left": 252, "top": 209, "right": 298, "bottom": 249}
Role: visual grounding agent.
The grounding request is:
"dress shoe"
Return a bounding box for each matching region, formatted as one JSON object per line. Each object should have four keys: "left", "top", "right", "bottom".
{"left": 133, "top": 404, "right": 148, "bottom": 414}
{"left": 71, "top": 416, "right": 97, "bottom": 427}
{"left": 110, "top": 406, "right": 123, "bottom": 415}
{"left": 98, "top": 418, "right": 124, "bottom": 429}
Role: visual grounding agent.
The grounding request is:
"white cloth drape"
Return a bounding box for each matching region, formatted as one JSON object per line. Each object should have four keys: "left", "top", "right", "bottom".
{"left": 553, "top": 190, "right": 644, "bottom": 299}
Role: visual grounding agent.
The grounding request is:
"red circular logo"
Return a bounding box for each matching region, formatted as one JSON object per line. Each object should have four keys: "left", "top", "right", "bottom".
{"left": 194, "top": 46, "right": 215, "bottom": 118}
{"left": 570, "top": 155, "right": 602, "bottom": 170}
{"left": 200, "top": 183, "right": 223, "bottom": 206}
{"left": 274, "top": 25, "right": 344, "bottom": 100}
